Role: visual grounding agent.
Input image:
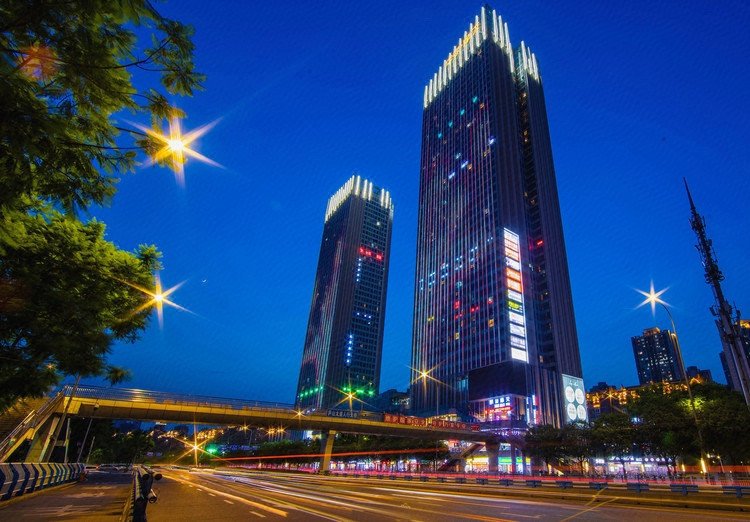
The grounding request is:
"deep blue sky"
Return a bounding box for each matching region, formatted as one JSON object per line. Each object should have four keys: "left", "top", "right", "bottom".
{"left": 90, "top": 1, "right": 750, "bottom": 401}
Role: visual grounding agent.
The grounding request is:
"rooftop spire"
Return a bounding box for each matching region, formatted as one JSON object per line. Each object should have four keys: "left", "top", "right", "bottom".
{"left": 683, "top": 177, "right": 697, "bottom": 213}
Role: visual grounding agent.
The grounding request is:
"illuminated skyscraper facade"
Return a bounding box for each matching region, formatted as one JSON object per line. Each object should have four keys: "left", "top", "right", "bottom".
{"left": 632, "top": 327, "right": 684, "bottom": 385}
{"left": 296, "top": 176, "right": 394, "bottom": 412}
{"left": 411, "top": 6, "right": 582, "bottom": 426}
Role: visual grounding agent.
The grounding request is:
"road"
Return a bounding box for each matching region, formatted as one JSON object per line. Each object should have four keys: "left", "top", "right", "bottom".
{"left": 147, "top": 469, "right": 750, "bottom": 521}
{"left": 0, "top": 470, "right": 131, "bottom": 520}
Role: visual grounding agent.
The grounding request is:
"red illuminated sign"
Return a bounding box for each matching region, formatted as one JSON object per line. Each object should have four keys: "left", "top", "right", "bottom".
{"left": 359, "top": 245, "right": 384, "bottom": 262}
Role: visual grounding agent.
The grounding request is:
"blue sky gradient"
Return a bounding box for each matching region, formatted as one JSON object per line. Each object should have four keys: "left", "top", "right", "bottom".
{"left": 91, "top": 1, "right": 750, "bottom": 401}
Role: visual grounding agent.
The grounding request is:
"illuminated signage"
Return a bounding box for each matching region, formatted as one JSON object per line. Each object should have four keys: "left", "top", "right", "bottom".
{"left": 561, "top": 374, "right": 587, "bottom": 423}
{"left": 504, "top": 229, "right": 528, "bottom": 362}
{"left": 327, "top": 409, "right": 360, "bottom": 419}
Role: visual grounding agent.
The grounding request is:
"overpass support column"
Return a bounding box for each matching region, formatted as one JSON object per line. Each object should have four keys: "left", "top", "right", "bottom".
{"left": 485, "top": 441, "right": 499, "bottom": 475}
{"left": 510, "top": 444, "right": 517, "bottom": 475}
{"left": 25, "top": 414, "right": 61, "bottom": 462}
{"left": 319, "top": 430, "right": 336, "bottom": 473}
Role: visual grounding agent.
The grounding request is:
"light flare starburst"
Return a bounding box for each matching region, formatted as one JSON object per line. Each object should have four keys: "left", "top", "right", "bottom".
{"left": 121, "top": 274, "right": 190, "bottom": 328}
{"left": 18, "top": 43, "right": 57, "bottom": 80}
{"left": 131, "top": 116, "right": 222, "bottom": 186}
{"left": 636, "top": 281, "right": 670, "bottom": 316}
{"left": 408, "top": 364, "right": 444, "bottom": 387}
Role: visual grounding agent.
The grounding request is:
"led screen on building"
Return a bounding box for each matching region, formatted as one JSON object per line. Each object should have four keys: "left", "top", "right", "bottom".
{"left": 504, "top": 228, "right": 528, "bottom": 363}
{"left": 561, "top": 374, "right": 587, "bottom": 423}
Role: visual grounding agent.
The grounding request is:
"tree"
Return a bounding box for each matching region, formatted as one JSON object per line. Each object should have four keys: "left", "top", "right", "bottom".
{"left": 113, "top": 429, "right": 154, "bottom": 464}
{"left": 1, "top": 1, "right": 204, "bottom": 409}
{"left": 628, "top": 384, "right": 696, "bottom": 475}
{"left": 0, "top": 213, "right": 159, "bottom": 411}
{"left": 524, "top": 424, "right": 564, "bottom": 473}
{"left": 1, "top": 0, "right": 204, "bottom": 218}
{"left": 591, "top": 413, "right": 635, "bottom": 479}
{"left": 693, "top": 383, "right": 750, "bottom": 466}
{"left": 560, "top": 421, "right": 594, "bottom": 475}
{"left": 105, "top": 366, "right": 133, "bottom": 387}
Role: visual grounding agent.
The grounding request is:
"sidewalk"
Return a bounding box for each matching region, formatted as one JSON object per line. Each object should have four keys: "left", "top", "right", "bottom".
{"left": 0, "top": 470, "right": 131, "bottom": 520}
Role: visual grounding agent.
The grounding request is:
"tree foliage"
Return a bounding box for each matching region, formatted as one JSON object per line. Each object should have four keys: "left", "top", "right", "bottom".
{"left": 0, "top": 212, "right": 160, "bottom": 410}
{"left": 524, "top": 424, "right": 564, "bottom": 470}
{"left": 628, "top": 384, "right": 696, "bottom": 472}
{"left": 0, "top": 0, "right": 204, "bottom": 218}
{"left": 0, "top": 1, "right": 204, "bottom": 409}
{"left": 692, "top": 383, "right": 750, "bottom": 465}
{"left": 591, "top": 413, "right": 635, "bottom": 477}
{"left": 560, "top": 421, "right": 594, "bottom": 473}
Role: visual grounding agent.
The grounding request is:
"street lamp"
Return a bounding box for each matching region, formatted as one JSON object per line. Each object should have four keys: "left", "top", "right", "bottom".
{"left": 119, "top": 273, "right": 190, "bottom": 328}
{"left": 413, "top": 367, "right": 440, "bottom": 417}
{"left": 637, "top": 282, "right": 708, "bottom": 474}
{"left": 130, "top": 115, "right": 222, "bottom": 186}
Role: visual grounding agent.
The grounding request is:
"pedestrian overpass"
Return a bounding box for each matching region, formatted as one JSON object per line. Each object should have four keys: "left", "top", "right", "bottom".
{"left": 0, "top": 386, "right": 520, "bottom": 471}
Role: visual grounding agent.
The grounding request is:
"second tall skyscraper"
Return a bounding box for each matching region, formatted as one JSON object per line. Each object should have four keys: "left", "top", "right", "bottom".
{"left": 411, "top": 6, "right": 583, "bottom": 426}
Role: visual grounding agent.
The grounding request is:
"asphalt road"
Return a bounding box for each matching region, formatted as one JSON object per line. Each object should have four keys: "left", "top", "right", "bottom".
{"left": 0, "top": 470, "right": 131, "bottom": 520}
{"left": 146, "top": 469, "right": 750, "bottom": 521}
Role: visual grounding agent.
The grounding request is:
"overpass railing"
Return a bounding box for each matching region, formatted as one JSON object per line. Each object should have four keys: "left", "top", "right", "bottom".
{"left": 60, "top": 385, "right": 296, "bottom": 412}
{"left": 0, "top": 391, "right": 66, "bottom": 462}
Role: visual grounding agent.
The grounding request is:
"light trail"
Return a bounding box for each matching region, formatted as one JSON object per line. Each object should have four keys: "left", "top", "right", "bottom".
{"left": 219, "top": 446, "right": 447, "bottom": 461}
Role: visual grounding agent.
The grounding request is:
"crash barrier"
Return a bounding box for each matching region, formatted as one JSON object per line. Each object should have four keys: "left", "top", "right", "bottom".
{"left": 132, "top": 466, "right": 162, "bottom": 522}
{"left": 723, "top": 485, "right": 750, "bottom": 498}
{"left": 0, "top": 462, "right": 84, "bottom": 501}
{"left": 626, "top": 482, "right": 650, "bottom": 493}
{"left": 670, "top": 483, "right": 699, "bottom": 495}
{"left": 327, "top": 471, "right": 750, "bottom": 498}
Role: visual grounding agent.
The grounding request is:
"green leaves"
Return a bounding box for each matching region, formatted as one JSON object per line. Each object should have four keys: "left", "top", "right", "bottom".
{"left": 0, "top": 0, "right": 204, "bottom": 216}
{"left": 0, "top": 212, "right": 160, "bottom": 410}
{"left": 0, "top": 0, "right": 201, "bottom": 411}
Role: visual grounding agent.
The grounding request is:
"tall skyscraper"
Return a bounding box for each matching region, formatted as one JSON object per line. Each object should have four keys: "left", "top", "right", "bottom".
{"left": 296, "top": 176, "right": 394, "bottom": 412}
{"left": 631, "top": 327, "right": 685, "bottom": 385}
{"left": 411, "top": 6, "right": 583, "bottom": 427}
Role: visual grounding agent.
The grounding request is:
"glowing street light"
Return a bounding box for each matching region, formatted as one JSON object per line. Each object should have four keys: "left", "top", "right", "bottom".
{"left": 410, "top": 365, "right": 444, "bottom": 417}
{"left": 635, "top": 282, "right": 707, "bottom": 473}
{"left": 121, "top": 273, "right": 190, "bottom": 328}
{"left": 131, "top": 116, "right": 222, "bottom": 186}
{"left": 636, "top": 281, "right": 669, "bottom": 316}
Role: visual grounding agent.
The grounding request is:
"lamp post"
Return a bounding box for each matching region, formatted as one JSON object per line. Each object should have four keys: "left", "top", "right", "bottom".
{"left": 637, "top": 283, "right": 708, "bottom": 474}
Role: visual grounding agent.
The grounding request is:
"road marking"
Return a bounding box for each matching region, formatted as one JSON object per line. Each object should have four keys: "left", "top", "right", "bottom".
{"left": 224, "top": 499, "right": 234, "bottom": 504}
{"left": 167, "top": 473, "right": 288, "bottom": 517}
{"left": 251, "top": 512, "right": 266, "bottom": 518}
{"left": 561, "top": 496, "right": 620, "bottom": 521}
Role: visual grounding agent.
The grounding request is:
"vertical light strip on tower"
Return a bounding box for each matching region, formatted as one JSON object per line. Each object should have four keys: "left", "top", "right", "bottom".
{"left": 504, "top": 228, "right": 528, "bottom": 362}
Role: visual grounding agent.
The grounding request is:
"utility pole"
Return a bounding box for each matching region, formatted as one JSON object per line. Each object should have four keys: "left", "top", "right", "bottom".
{"left": 685, "top": 179, "right": 750, "bottom": 407}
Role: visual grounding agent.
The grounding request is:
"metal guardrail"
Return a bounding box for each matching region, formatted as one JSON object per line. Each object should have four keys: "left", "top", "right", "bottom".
{"left": 0, "top": 392, "right": 66, "bottom": 461}
{"left": 0, "top": 462, "right": 84, "bottom": 500}
{"left": 327, "top": 471, "right": 750, "bottom": 495}
{"left": 61, "top": 385, "right": 295, "bottom": 411}
{"left": 1, "top": 386, "right": 294, "bottom": 463}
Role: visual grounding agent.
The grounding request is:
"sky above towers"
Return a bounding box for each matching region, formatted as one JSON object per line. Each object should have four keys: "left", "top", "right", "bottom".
{"left": 90, "top": 1, "right": 750, "bottom": 400}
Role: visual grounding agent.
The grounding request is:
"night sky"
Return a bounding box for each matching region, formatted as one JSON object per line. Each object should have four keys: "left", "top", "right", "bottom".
{"left": 90, "top": 1, "right": 750, "bottom": 402}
